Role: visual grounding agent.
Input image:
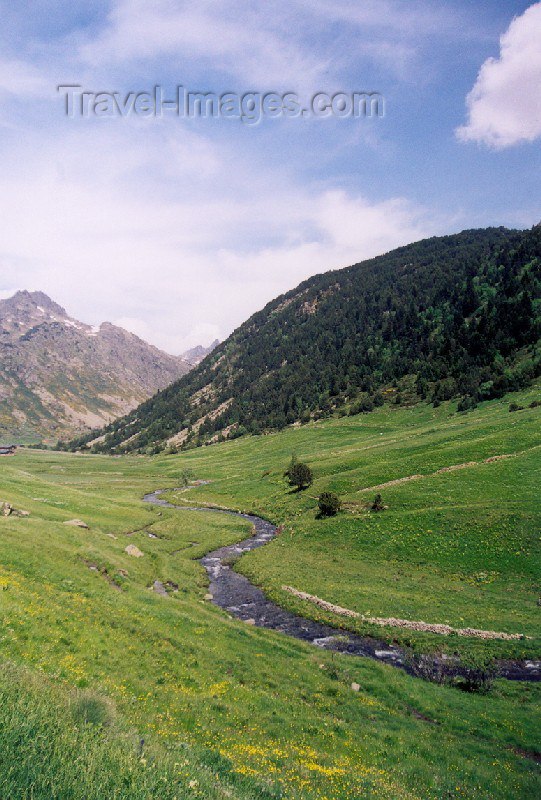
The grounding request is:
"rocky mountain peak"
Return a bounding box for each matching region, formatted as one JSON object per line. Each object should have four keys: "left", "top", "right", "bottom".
{"left": 3, "top": 290, "right": 67, "bottom": 317}
{"left": 0, "top": 289, "right": 194, "bottom": 441}
{"left": 181, "top": 339, "right": 220, "bottom": 365}
{"left": 0, "top": 290, "right": 71, "bottom": 338}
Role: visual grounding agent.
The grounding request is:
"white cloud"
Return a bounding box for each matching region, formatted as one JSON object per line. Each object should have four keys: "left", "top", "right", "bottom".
{"left": 76, "top": 0, "right": 465, "bottom": 91}
{"left": 214, "top": 190, "right": 436, "bottom": 316}
{"left": 0, "top": 59, "right": 51, "bottom": 97}
{"left": 112, "top": 316, "right": 221, "bottom": 354}
{"left": 456, "top": 2, "right": 541, "bottom": 148}
{"left": 0, "top": 119, "right": 443, "bottom": 354}
{"left": 0, "top": 2, "right": 468, "bottom": 356}
{"left": 298, "top": 0, "right": 455, "bottom": 36}
{"left": 80, "top": 0, "right": 327, "bottom": 89}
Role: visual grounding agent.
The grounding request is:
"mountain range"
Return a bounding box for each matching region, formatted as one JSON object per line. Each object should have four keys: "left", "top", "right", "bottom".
{"left": 75, "top": 225, "right": 541, "bottom": 454}
{"left": 0, "top": 291, "right": 192, "bottom": 441}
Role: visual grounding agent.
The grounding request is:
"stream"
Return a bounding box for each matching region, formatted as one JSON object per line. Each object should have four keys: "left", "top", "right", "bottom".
{"left": 143, "top": 489, "right": 541, "bottom": 682}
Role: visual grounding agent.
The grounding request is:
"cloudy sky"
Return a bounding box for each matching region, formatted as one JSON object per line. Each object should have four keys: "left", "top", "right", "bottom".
{"left": 0, "top": 1, "right": 540, "bottom": 353}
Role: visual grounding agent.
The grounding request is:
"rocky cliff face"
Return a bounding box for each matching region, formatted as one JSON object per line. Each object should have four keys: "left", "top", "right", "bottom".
{"left": 0, "top": 291, "right": 191, "bottom": 441}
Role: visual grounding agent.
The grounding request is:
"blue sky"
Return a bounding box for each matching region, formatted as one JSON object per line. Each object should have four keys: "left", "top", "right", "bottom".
{"left": 0, "top": 0, "right": 539, "bottom": 353}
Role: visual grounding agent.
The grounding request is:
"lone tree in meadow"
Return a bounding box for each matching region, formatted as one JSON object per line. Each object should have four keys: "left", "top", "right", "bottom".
{"left": 285, "top": 456, "right": 313, "bottom": 490}
{"left": 318, "top": 491, "right": 341, "bottom": 517}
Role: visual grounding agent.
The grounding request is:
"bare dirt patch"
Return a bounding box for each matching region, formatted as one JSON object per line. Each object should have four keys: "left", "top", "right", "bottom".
{"left": 507, "top": 746, "right": 541, "bottom": 764}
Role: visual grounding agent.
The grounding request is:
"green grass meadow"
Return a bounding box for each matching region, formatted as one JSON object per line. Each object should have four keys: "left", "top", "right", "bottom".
{"left": 0, "top": 389, "right": 540, "bottom": 798}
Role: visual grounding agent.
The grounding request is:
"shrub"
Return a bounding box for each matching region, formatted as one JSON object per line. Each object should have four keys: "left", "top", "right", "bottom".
{"left": 454, "top": 656, "right": 499, "bottom": 694}
{"left": 286, "top": 458, "right": 313, "bottom": 490}
{"left": 457, "top": 396, "right": 477, "bottom": 412}
{"left": 179, "top": 469, "right": 195, "bottom": 487}
{"left": 318, "top": 491, "right": 341, "bottom": 517}
{"left": 371, "top": 493, "right": 385, "bottom": 511}
{"left": 349, "top": 394, "right": 376, "bottom": 415}
{"left": 508, "top": 402, "right": 522, "bottom": 412}
{"left": 358, "top": 396, "right": 375, "bottom": 412}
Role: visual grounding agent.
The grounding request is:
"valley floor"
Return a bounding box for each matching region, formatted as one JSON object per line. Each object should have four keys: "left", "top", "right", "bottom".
{"left": 0, "top": 389, "right": 540, "bottom": 798}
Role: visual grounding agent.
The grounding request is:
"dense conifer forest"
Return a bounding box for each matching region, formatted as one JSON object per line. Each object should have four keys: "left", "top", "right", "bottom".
{"left": 71, "top": 226, "right": 541, "bottom": 453}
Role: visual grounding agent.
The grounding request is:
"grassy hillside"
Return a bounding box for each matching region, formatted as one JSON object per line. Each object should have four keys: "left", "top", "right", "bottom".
{"left": 158, "top": 386, "right": 541, "bottom": 662}
{"left": 0, "top": 661, "right": 251, "bottom": 800}
{"left": 1, "top": 388, "right": 540, "bottom": 798}
{"left": 76, "top": 226, "right": 541, "bottom": 453}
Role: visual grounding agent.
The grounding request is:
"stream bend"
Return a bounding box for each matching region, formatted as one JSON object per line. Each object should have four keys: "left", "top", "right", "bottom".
{"left": 143, "top": 489, "right": 540, "bottom": 682}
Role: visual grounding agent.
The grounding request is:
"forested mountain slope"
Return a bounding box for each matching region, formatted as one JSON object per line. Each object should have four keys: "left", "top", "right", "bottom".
{"left": 76, "top": 226, "right": 541, "bottom": 453}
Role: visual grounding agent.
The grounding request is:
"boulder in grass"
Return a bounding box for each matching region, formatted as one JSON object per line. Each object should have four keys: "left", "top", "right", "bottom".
{"left": 152, "top": 580, "right": 168, "bottom": 597}
{"left": 64, "top": 519, "right": 89, "bottom": 529}
{"left": 125, "top": 544, "right": 144, "bottom": 558}
{"left": 1, "top": 503, "right": 30, "bottom": 517}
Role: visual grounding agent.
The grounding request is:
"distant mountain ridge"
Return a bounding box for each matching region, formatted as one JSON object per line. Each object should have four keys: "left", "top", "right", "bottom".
{"left": 0, "top": 291, "right": 192, "bottom": 441}
{"left": 181, "top": 339, "right": 220, "bottom": 366}
{"left": 73, "top": 226, "right": 541, "bottom": 454}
